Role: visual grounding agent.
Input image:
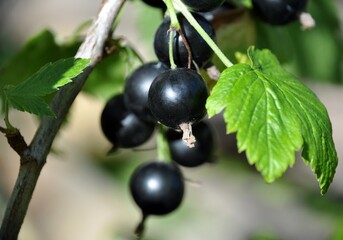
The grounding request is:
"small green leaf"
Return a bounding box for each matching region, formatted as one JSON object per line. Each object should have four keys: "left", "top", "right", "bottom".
{"left": 5, "top": 93, "right": 54, "bottom": 116}
{"left": 206, "top": 47, "right": 338, "bottom": 194}
{"left": 3, "top": 57, "right": 90, "bottom": 116}
{"left": 0, "top": 30, "right": 80, "bottom": 89}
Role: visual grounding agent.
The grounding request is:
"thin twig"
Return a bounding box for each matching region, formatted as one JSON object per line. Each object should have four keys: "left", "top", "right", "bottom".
{"left": 0, "top": 0, "right": 125, "bottom": 239}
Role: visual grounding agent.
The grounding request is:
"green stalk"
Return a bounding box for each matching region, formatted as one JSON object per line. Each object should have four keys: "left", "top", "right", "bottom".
{"left": 157, "top": 125, "right": 172, "bottom": 161}
{"left": 164, "top": 0, "right": 180, "bottom": 69}
{"left": 168, "top": 30, "right": 177, "bottom": 69}
{"left": 172, "top": 0, "right": 234, "bottom": 68}
{"left": 3, "top": 99, "right": 14, "bottom": 131}
{"left": 163, "top": 0, "right": 180, "bottom": 29}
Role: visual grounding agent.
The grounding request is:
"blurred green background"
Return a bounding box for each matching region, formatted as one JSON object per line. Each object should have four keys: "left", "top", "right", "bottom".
{"left": 0, "top": 0, "right": 343, "bottom": 239}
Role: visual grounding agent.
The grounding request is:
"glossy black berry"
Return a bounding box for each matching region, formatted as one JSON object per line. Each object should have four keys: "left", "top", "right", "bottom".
{"left": 100, "top": 94, "right": 155, "bottom": 150}
{"left": 252, "top": 0, "right": 308, "bottom": 25}
{"left": 167, "top": 121, "right": 214, "bottom": 167}
{"left": 130, "top": 161, "right": 184, "bottom": 216}
{"left": 181, "top": 0, "right": 225, "bottom": 12}
{"left": 199, "top": 2, "right": 236, "bottom": 25}
{"left": 124, "top": 62, "right": 169, "bottom": 122}
{"left": 141, "top": 0, "right": 166, "bottom": 9}
{"left": 148, "top": 68, "right": 209, "bottom": 129}
{"left": 154, "top": 12, "right": 215, "bottom": 68}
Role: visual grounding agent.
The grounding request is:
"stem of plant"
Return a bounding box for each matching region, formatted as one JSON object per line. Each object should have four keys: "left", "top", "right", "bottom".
{"left": 172, "top": 0, "right": 234, "bottom": 68}
{"left": 177, "top": 28, "right": 192, "bottom": 69}
{"left": 0, "top": 0, "right": 126, "bottom": 239}
{"left": 164, "top": 0, "right": 180, "bottom": 69}
{"left": 4, "top": 99, "right": 15, "bottom": 131}
{"left": 168, "top": 28, "right": 177, "bottom": 69}
{"left": 164, "top": 0, "right": 180, "bottom": 29}
{"left": 157, "top": 125, "right": 172, "bottom": 161}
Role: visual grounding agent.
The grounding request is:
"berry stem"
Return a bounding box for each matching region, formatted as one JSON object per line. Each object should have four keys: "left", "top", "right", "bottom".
{"left": 3, "top": 99, "right": 15, "bottom": 131}
{"left": 157, "top": 125, "right": 172, "bottom": 161}
{"left": 134, "top": 213, "right": 148, "bottom": 239}
{"left": 177, "top": 28, "right": 192, "bottom": 69}
{"left": 172, "top": 0, "right": 234, "bottom": 68}
{"left": 168, "top": 28, "right": 177, "bottom": 69}
{"left": 164, "top": 0, "right": 180, "bottom": 69}
{"left": 163, "top": 0, "right": 180, "bottom": 29}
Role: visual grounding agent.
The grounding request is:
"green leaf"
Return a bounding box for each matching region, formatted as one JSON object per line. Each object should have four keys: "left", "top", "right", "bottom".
{"left": 3, "top": 58, "right": 90, "bottom": 116}
{"left": 4, "top": 90, "right": 54, "bottom": 116}
{"left": 206, "top": 47, "right": 338, "bottom": 194}
{"left": 0, "top": 29, "right": 81, "bottom": 113}
{"left": 0, "top": 30, "right": 79, "bottom": 90}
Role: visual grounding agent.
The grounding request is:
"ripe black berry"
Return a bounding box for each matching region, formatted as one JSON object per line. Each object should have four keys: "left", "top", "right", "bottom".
{"left": 141, "top": 0, "right": 166, "bottom": 9}
{"left": 181, "top": 0, "right": 225, "bottom": 12}
{"left": 148, "top": 68, "right": 208, "bottom": 130}
{"left": 252, "top": 0, "right": 308, "bottom": 25}
{"left": 100, "top": 94, "right": 155, "bottom": 150}
{"left": 130, "top": 161, "right": 184, "bottom": 216}
{"left": 167, "top": 121, "right": 214, "bottom": 167}
{"left": 154, "top": 12, "right": 215, "bottom": 68}
{"left": 124, "top": 62, "right": 169, "bottom": 122}
{"left": 198, "top": 2, "right": 236, "bottom": 25}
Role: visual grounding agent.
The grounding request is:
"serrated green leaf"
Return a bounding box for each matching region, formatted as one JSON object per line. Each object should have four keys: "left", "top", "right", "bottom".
{"left": 5, "top": 93, "right": 54, "bottom": 116}
{"left": 10, "top": 58, "right": 90, "bottom": 96}
{"left": 206, "top": 47, "right": 338, "bottom": 194}
{"left": 3, "top": 57, "right": 90, "bottom": 116}
{"left": 0, "top": 30, "right": 79, "bottom": 89}
{"left": 0, "top": 29, "right": 81, "bottom": 113}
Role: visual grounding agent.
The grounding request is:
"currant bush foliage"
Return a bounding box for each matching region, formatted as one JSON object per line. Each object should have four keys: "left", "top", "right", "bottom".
{"left": 206, "top": 47, "right": 338, "bottom": 194}
{"left": 2, "top": 58, "right": 90, "bottom": 116}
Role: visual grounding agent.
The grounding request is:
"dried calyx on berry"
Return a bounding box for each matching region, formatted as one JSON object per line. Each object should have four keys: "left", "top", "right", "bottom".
{"left": 148, "top": 68, "right": 209, "bottom": 147}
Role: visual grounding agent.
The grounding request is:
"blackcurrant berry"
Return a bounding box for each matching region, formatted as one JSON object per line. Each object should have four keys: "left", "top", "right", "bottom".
{"left": 154, "top": 12, "right": 215, "bottom": 68}
{"left": 252, "top": 0, "right": 308, "bottom": 25}
{"left": 100, "top": 94, "right": 155, "bottom": 150}
{"left": 123, "top": 62, "right": 169, "bottom": 122}
{"left": 130, "top": 161, "right": 184, "bottom": 216}
{"left": 141, "top": 0, "right": 166, "bottom": 9}
{"left": 167, "top": 121, "right": 214, "bottom": 167}
{"left": 198, "top": 2, "right": 236, "bottom": 24}
{"left": 148, "top": 68, "right": 209, "bottom": 130}
{"left": 181, "top": 0, "right": 225, "bottom": 12}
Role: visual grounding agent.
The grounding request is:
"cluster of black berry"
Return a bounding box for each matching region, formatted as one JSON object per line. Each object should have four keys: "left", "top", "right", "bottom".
{"left": 100, "top": 0, "right": 222, "bottom": 237}
{"left": 100, "top": 0, "right": 312, "bottom": 237}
